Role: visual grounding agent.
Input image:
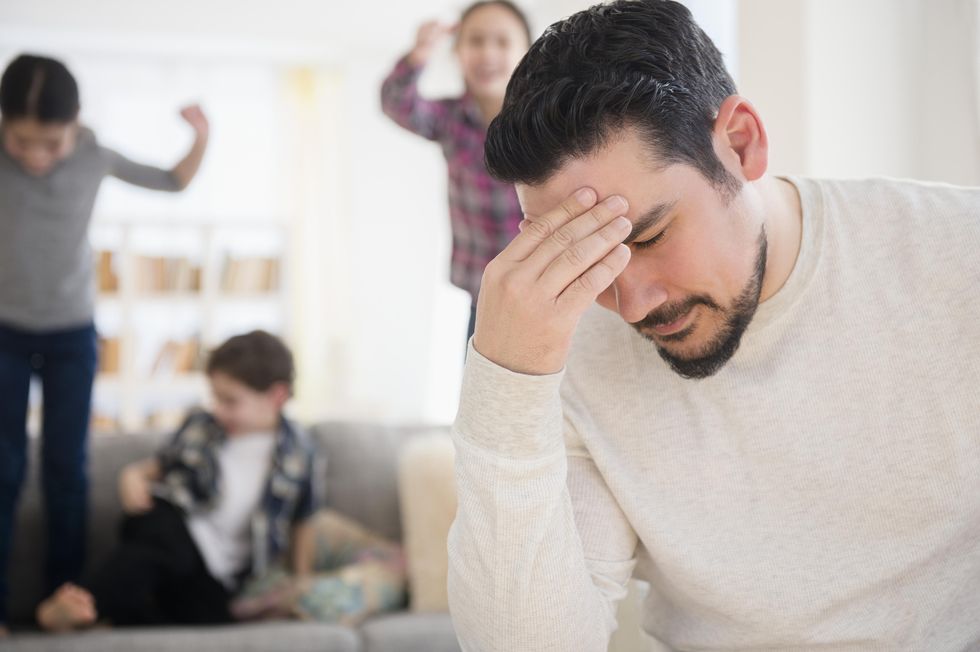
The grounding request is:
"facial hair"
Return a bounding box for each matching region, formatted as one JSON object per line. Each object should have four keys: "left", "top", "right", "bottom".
{"left": 633, "top": 226, "right": 768, "bottom": 379}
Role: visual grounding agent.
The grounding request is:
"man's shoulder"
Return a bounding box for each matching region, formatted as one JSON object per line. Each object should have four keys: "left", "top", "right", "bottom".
{"left": 805, "top": 176, "right": 980, "bottom": 268}
{"left": 809, "top": 176, "right": 980, "bottom": 221}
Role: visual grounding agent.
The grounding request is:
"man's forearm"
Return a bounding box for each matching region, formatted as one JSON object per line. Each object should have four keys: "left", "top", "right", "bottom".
{"left": 448, "top": 347, "right": 628, "bottom": 652}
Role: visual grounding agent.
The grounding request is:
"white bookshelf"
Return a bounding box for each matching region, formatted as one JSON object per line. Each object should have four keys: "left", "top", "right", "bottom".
{"left": 88, "top": 219, "right": 289, "bottom": 434}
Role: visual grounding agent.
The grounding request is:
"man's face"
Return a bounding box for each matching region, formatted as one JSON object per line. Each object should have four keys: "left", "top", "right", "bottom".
{"left": 516, "top": 129, "right": 767, "bottom": 378}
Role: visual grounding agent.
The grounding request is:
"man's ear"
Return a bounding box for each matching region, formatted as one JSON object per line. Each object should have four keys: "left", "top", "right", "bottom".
{"left": 712, "top": 95, "right": 768, "bottom": 182}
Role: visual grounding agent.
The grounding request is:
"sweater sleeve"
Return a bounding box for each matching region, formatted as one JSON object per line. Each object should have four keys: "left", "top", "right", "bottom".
{"left": 105, "top": 148, "right": 182, "bottom": 191}
{"left": 448, "top": 343, "right": 639, "bottom": 652}
{"left": 380, "top": 55, "right": 452, "bottom": 143}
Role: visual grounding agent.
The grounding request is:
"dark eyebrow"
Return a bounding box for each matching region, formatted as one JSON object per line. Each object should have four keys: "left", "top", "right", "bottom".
{"left": 622, "top": 200, "right": 677, "bottom": 245}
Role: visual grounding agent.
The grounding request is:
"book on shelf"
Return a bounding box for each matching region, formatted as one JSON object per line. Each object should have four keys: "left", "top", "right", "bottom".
{"left": 91, "top": 412, "right": 121, "bottom": 434}
{"left": 150, "top": 337, "right": 202, "bottom": 375}
{"left": 98, "top": 336, "right": 122, "bottom": 374}
{"left": 220, "top": 255, "right": 281, "bottom": 293}
{"left": 135, "top": 256, "right": 203, "bottom": 293}
{"left": 95, "top": 251, "right": 119, "bottom": 293}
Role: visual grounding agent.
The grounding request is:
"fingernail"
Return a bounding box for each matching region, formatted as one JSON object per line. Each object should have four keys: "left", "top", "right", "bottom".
{"left": 518, "top": 219, "right": 528, "bottom": 232}
{"left": 604, "top": 195, "right": 627, "bottom": 212}
{"left": 575, "top": 188, "right": 596, "bottom": 204}
{"left": 614, "top": 216, "right": 631, "bottom": 230}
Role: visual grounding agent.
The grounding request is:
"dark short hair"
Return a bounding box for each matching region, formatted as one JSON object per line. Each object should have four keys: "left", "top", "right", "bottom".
{"left": 0, "top": 54, "right": 80, "bottom": 123}
{"left": 206, "top": 330, "right": 295, "bottom": 394}
{"left": 459, "top": 0, "right": 533, "bottom": 46}
{"left": 485, "top": 0, "right": 738, "bottom": 194}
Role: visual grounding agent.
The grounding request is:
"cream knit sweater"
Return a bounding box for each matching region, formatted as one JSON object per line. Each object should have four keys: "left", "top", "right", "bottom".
{"left": 449, "top": 177, "right": 980, "bottom": 651}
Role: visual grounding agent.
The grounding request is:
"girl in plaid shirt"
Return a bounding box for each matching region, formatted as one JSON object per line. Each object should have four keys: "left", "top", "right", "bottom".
{"left": 381, "top": 1, "right": 532, "bottom": 345}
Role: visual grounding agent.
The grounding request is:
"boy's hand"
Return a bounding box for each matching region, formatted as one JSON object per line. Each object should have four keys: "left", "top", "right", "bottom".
{"left": 472, "top": 188, "right": 632, "bottom": 375}
{"left": 119, "top": 468, "right": 154, "bottom": 514}
{"left": 408, "top": 21, "right": 456, "bottom": 67}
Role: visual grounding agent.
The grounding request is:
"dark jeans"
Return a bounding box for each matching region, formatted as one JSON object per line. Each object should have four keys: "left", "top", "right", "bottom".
{"left": 0, "top": 321, "right": 97, "bottom": 625}
{"left": 81, "top": 498, "right": 231, "bottom": 626}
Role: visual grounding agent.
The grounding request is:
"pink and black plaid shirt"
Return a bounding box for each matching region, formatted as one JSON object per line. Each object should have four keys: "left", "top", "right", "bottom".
{"left": 381, "top": 57, "right": 523, "bottom": 302}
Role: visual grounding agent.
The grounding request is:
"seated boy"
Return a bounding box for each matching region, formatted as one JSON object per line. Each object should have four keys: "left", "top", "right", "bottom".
{"left": 36, "top": 330, "right": 316, "bottom": 630}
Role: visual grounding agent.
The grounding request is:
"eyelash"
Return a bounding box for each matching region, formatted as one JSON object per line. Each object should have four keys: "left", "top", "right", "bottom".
{"left": 632, "top": 229, "right": 667, "bottom": 250}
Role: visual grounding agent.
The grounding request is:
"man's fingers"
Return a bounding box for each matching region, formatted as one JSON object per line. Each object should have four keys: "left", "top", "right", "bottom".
{"left": 501, "top": 187, "right": 598, "bottom": 261}
{"left": 558, "top": 243, "right": 631, "bottom": 310}
{"left": 522, "top": 194, "right": 628, "bottom": 278}
{"left": 538, "top": 214, "right": 631, "bottom": 295}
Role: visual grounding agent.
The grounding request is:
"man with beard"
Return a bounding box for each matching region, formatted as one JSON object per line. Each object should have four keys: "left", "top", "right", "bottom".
{"left": 447, "top": 1, "right": 980, "bottom": 651}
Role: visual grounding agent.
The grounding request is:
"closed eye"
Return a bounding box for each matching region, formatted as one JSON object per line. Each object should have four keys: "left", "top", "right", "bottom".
{"left": 632, "top": 229, "right": 667, "bottom": 250}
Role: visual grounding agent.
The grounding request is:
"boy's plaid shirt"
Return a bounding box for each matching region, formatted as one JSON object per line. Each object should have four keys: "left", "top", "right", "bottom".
{"left": 381, "top": 57, "right": 523, "bottom": 301}
{"left": 155, "top": 410, "right": 316, "bottom": 578}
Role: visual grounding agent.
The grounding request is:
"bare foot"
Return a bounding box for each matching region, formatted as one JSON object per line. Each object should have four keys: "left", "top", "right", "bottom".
{"left": 36, "top": 583, "right": 97, "bottom": 632}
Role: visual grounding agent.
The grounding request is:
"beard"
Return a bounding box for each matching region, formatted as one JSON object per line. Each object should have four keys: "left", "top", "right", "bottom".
{"left": 633, "top": 227, "right": 768, "bottom": 379}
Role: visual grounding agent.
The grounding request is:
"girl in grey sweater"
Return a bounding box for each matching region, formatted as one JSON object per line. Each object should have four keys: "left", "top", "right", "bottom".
{"left": 0, "top": 53, "right": 209, "bottom": 634}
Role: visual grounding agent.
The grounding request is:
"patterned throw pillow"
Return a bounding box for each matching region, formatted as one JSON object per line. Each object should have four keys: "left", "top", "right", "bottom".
{"left": 231, "top": 509, "right": 407, "bottom": 624}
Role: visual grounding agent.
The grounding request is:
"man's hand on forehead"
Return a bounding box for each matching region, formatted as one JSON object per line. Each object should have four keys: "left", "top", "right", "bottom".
{"left": 519, "top": 188, "right": 624, "bottom": 228}
{"left": 472, "top": 187, "right": 632, "bottom": 375}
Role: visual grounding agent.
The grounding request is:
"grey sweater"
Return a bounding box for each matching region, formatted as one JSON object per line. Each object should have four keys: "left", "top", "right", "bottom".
{"left": 0, "top": 126, "right": 181, "bottom": 331}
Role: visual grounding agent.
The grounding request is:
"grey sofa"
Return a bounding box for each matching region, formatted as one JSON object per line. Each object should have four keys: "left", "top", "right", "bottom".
{"left": 5, "top": 421, "right": 462, "bottom": 652}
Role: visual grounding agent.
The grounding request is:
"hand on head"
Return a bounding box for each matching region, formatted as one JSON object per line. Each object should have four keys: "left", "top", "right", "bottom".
{"left": 472, "top": 188, "right": 632, "bottom": 375}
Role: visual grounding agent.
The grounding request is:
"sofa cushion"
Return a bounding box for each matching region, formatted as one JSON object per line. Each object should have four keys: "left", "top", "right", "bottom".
{"left": 397, "top": 433, "right": 456, "bottom": 612}
{"left": 8, "top": 422, "right": 450, "bottom": 626}
{"left": 308, "top": 422, "right": 449, "bottom": 543}
{"left": 4, "top": 622, "right": 360, "bottom": 652}
{"left": 360, "top": 612, "right": 461, "bottom": 652}
{"left": 9, "top": 433, "right": 164, "bottom": 624}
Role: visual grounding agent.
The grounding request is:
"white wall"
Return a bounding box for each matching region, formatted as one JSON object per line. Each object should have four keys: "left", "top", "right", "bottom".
{"left": 739, "top": 0, "right": 980, "bottom": 184}
{"left": 0, "top": 1, "right": 597, "bottom": 426}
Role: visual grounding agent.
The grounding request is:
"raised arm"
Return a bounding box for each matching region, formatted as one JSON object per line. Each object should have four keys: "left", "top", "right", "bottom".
{"left": 380, "top": 21, "right": 456, "bottom": 142}
{"left": 448, "top": 188, "right": 639, "bottom": 650}
{"left": 108, "top": 104, "right": 209, "bottom": 191}
{"left": 169, "top": 104, "right": 209, "bottom": 189}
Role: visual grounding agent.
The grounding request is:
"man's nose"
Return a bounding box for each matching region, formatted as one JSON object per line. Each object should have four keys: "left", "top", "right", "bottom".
{"left": 612, "top": 263, "right": 669, "bottom": 324}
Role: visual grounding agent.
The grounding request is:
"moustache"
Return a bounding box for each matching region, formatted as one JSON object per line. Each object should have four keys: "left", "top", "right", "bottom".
{"left": 632, "top": 295, "right": 720, "bottom": 330}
